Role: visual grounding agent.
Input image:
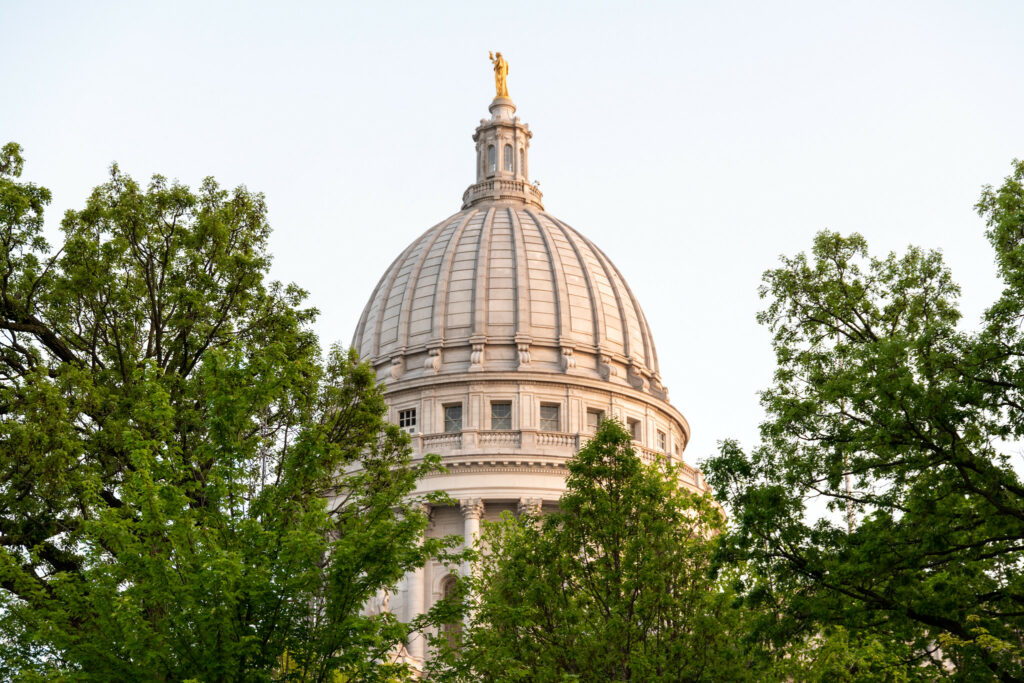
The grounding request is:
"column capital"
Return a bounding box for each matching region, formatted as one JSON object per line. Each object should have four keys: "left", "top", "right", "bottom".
{"left": 460, "top": 498, "right": 485, "bottom": 520}
{"left": 517, "top": 496, "right": 543, "bottom": 517}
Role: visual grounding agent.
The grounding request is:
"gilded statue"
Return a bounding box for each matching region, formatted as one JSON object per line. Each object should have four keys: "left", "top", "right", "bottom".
{"left": 489, "top": 51, "right": 509, "bottom": 98}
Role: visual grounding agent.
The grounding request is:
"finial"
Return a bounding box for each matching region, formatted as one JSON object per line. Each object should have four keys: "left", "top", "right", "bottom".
{"left": 488, "top": 51, "right": 509, "bottom": 98}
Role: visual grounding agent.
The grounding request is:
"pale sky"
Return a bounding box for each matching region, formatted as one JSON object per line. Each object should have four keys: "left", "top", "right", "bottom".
{"left": 3, "top": 1, "right": 1023, "bottom": 467}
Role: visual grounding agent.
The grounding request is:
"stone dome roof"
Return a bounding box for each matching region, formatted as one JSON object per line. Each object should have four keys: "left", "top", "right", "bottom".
{"left": 352, "top": 204, "right": 660, "bottom": 378}
{"left": 352, "top": 95, "right": 668, "bottom": 399}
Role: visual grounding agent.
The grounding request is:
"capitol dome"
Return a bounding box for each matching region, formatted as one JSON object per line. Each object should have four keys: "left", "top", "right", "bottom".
{"left": 353, "top": 95, "right": 673, "bottom": 406}
{"left": 353, "top": 85, "right": 707, "bottom": 668}
{"left": 352, "top": 203, "right": 664, "bottom": 393}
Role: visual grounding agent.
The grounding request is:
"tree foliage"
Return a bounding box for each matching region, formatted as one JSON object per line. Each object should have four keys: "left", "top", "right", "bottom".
{"left": 431, "top": 420, "right": 767, "bottom": 682}
{"left": 704, "top": 160, "right": 1024, "bottom": 681}
{"left": 0, "top": 142, "right": 456, "bottom": 681}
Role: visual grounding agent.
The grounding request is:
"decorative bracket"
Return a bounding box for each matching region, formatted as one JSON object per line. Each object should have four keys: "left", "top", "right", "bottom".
{"left": 469, "top": 335, "right": 486, "bottom": 372}
{"left": 424, "top": 346, "right": 442, "bottom": 374}
{"left": 514, "top": 334, "right": 532, "bottom": 368}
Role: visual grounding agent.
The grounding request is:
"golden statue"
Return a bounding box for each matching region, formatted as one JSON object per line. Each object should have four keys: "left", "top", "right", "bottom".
{"left": 489, "top": 51, "right": 509, "bottom": 98}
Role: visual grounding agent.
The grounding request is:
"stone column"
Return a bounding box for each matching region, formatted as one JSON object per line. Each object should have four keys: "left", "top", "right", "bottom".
{"left": 460, "top": 498, "right": 485, "bottom": 577}
{"left": 406, "top": 504, "right": 430, "bottom": 663}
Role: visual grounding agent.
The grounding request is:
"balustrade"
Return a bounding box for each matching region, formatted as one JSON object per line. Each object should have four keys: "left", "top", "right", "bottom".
{"left": 413, "top": 430, "right": 702, "bottom": 487}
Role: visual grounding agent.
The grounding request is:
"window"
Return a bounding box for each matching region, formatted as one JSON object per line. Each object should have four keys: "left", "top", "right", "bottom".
{"left": 586, "top": 409, "right": 604, "bottom": 433}
{"left": 657, "top": 430, "right": 667, "bottom": 452}
{"left": 540, "top": 404, "right": 561, "bottom": 432}
{"left": 487, "top": 145, "right": 496, "bottom": 174}
{"left": 491, "top": 401, "right": 512, "bottom": 430}
{"left": 444, "top": 404, "right": 463, "bottom": 433}
{"left": 519, "top": 147, "right": 525, "bottom": 174}
{"left": 504, "top": 144, "right": 513, "bottom": 172}
{"left": 675, "top": 444, "right": 681, "bottom": 457}
{"left": 398, "top": 408, "right": 417, "bottom": 433}
{"left": 627, "top": 417, "right": 642, "bottom": 441}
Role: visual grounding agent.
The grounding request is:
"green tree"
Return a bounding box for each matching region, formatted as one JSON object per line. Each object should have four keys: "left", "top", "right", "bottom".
{"left": 431, "top": 420, "right": 768, "bottom": 682}
{"left": 703, "top": 161, "right": 1024, "bottom": 681}
{"left": 0, "top": 142, "right": 458, "bottom": 681}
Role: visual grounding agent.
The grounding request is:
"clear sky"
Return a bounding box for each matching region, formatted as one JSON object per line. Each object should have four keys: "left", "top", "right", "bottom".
{"left": 3, "top": 0, "right": 1023, "bottom": 467}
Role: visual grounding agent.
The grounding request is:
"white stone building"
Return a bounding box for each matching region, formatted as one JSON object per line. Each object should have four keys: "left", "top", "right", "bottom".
{"left": 351, "top": 92, "right": 710, "bottom": 665}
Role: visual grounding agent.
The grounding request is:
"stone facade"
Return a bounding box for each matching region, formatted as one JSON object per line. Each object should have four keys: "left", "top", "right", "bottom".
{"left": 351, "top": 94, "right": 709, "bottom": 667}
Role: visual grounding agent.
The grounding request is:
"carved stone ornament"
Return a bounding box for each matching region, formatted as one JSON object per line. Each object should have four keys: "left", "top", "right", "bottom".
{"left": 598, "top": 353, "right": 616, "bottom": 380}
{"left": 390, "top": 354, "right": 404, "bottom": 380}
{"left": 424, "top": 347, "right": 442, "bottom": 374}
{"left": 627, "top": 360, "right": 648, "bottom": 391}
{"left": 517, "top": 342, "right": 531, "bottom": 366}
{"left": 517, "top": 497, "right": 543, "bottom": 517}
{"left": 469, "top": 336, "right": 485, "bottom": 372}
{"left": 460, "top": 498, "right": 485, "bottom": 520}
{"left": 560, "top": 345, "right": 576, "bottom": 371}
{"left": 515, "top": 334, "right": 532, "bottom": 368}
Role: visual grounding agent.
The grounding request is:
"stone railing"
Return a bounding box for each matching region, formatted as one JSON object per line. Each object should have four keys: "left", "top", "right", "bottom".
{"left": 536, "top": 431, "right": 579, "bottom": 448}
{"left": 680, "top": 462, "right": 701, "bottom": 486}
{"left": 462, "top": 178, "right": 545, "bottom": 209}
{"left": 478, "top": 430, "right": 522, "bottom": 447}
{"left": 637, "top": 447, "right": 663, "bottom": 465}
{"left": 422, "top": 433, "right": 462, "bottom": 450}
{"left": 412, "top": 429, "right": 704, "bottom": 487}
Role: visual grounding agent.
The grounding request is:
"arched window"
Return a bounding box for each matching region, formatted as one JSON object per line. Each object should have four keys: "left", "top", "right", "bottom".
{"left": 504, "top": 144, "right": 513, "bottom": 172}
{"left": 440, "top": 575, "right": 462, "bottom": 649}
{"left": 519, "top": 148, "right": 525, "bottom": 176}
{"left": 487, "top": 145, "right": 496, "bottom": 175}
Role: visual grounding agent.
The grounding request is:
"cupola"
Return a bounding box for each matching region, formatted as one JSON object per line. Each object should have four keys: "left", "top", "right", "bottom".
{"left": 462, "top": 96, "right": 544, "bottom": 210}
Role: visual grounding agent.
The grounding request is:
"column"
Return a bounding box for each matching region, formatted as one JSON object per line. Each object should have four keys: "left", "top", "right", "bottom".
{"left": 460, "top": 498, "right": 485, "bottom": 577}
{"left": 406, "top": 503, "right": 430, "bottom": 663}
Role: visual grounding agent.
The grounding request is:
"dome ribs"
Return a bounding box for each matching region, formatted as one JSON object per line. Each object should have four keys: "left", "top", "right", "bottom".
{"left": 518, "top": 209, "right": 557, "bottom": 336}
{"left": 368, "top": 222, "right": 438, "bottom": 360}
{"left": 590, "top": 240, "right": 658, "bottom": 376}
{"left": 396, "top": 214, "right": 456, "bottom": 353}
{"left": 470, "top": 207, "right": 495, "bottom": 339}
{"left": 635, "top": 300, "right": 660, "bottom": 382}
{"left": 485, "top": 208, "right": 515, "bottom": 338}
{"left": 508, "top": 208, "right": 532, "bottom": 336}
{"left": 538, "top": 213, "right": 594, "bottom": 341}
{"left": 428, "top": 210, "right": 479, "bottom": 349}
{"left": 525, "top": 209, "right": 570, "bottom": 345}
{"left": 572, "top": 228, "right": 634, "bottom": 365}
{"left": 352, "top": 264, "right": 390, "bottom": 354}
{"left": 352, "top": 208, "right": 659, "bottom": 383}
{"left": 546, "top": 216, "right": 605, "bottom": 352}
{"left": 443, "top": 211, "right": 485, "bottom": 339}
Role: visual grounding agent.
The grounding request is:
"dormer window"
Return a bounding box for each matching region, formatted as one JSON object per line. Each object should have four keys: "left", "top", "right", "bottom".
{"left": 504, "top": 144, "right": 513, "bottom": 172}
{"left": 487, "top": 145, "right": 496, "bottom": 175}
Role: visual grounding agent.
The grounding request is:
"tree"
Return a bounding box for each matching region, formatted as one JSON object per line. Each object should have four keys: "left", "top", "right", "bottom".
{"left": 703, "top": 161, "right": 1024, "bottom": 681}
{"left": 0, "top": 143, "right": 458, "bottom": 681}
{"left": 431, "top": 420, "right": 768, "bottom": 682}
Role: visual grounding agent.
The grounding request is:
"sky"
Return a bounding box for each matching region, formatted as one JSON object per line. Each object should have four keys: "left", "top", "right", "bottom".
{"left": 3, "top": 0, "right": 1023, "bottom": 468}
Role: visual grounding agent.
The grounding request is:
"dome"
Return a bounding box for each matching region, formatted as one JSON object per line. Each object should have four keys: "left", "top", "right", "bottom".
{"left": 353, "top": 96, "right": 668, "bottom": 398}
{"left": 351, "top": 204, "right": 664, "bottom": 393}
